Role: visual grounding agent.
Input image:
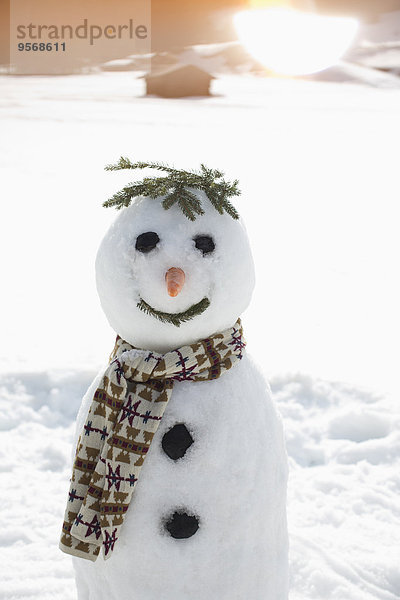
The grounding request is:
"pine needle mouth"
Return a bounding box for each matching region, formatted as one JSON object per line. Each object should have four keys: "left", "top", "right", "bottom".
{"left": 137, "top": 297, "right": 210, "bottom": 327}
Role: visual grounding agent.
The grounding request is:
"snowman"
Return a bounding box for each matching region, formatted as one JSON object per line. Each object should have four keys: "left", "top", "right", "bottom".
{"left": 60, "top": 160, "right": 288, "bottom": 600}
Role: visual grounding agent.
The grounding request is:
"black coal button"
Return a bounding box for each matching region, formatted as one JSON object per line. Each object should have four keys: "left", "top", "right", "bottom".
{"left": 165, "top": 510, "right": 199, "bottom": 539}
{"left": 162, "top": 423, "right": 194, "bottom": 460}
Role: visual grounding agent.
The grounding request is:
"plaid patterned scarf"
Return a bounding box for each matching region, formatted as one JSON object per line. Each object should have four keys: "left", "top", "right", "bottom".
{"left": 60, "top": 320, "right": 245, "bottom": 561}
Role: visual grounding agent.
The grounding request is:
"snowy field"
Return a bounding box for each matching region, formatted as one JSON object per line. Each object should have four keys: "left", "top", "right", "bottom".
{"left": 1, "top": 71, "right": 399, "bottom": 599}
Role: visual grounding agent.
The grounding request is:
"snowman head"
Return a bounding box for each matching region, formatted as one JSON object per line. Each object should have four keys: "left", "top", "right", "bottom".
{"left": 95, "top": 161, "right": 255, "bottom": 352}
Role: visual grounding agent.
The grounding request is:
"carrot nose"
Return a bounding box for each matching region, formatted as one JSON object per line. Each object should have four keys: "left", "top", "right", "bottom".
{"left": 165, "top": 267, "right": 185, "bottom": 297}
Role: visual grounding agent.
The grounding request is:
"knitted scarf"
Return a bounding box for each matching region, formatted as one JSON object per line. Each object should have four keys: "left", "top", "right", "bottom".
{"left": 60, "top": 320, "right": 245, "bottom": 561}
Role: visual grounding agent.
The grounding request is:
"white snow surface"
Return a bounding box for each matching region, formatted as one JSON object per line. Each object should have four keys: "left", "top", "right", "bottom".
{"left": 1, "top": 368, "right": 398, "bottom": 599}
{"left": 359, "top": 10, "right": 400, "bottom": 45}
{"left": 1, "top": 72, "right": 400, "bottom": 599}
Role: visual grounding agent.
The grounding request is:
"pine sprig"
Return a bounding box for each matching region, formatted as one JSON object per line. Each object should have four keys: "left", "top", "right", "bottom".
{"left": 137, "top": 297, "right": 211, "bottom": 327}
{"left": 103, "top": 157, "right": 240, "bottom": 221}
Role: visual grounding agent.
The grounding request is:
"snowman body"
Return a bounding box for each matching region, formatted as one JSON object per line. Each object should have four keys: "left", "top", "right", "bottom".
{"left": 73, "top": 356, "right": 288, "bottom": 600}
{"left": 71, "top": 190, "right": 288, "bottom": 599}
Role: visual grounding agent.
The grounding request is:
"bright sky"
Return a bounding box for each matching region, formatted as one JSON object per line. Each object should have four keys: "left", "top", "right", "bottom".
{"left": 234, "top": 8, "right": 358, "bottom": 75}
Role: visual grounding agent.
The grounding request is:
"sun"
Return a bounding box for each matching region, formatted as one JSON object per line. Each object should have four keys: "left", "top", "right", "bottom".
{"left": 233, "top": 8, "right": 358, "bottom": 76}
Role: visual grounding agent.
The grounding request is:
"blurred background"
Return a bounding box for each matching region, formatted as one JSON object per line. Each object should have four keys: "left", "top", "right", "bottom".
{"left": 2, "top": 0, "right": 400, "bottom": 73}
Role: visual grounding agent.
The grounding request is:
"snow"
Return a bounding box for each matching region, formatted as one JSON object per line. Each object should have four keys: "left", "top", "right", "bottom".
{"left": 351, "top": 46, "right": 400, "bottom": 72}
{"left": 75, "top": 194, "right": 286, "bottom": 598}
{"left": 1, "top": 71, "right": 399, "bottom": 599}
{"left": 358, "top": 10, "right": 400, "bottom": 45}
{"left": 1, "top": 72, "right": 400, "bottom": 395}
{"left": 95, "top": 192, "right": 255, "bottom": 352}
{"left": 311, "top": 59, "right": 400, "bottom": 87}
{"left": 347, "top": 11, "right": 400, "bottom": 77}
{"left": 72, "top": 356, "right": 288, "bottom": 600}
{"left": 279, "top": 375, "right": 400, "bottom": 600}
{"left": 101, "top": 58, "right": 137, "bottom": 72}
{"left": 1, "top": 368, "right": 398, "bottom": 599}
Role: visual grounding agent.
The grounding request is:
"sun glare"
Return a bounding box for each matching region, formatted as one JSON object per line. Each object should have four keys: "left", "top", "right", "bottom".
{"left": 234, "top": 8, "right": 358, "bottom": 76}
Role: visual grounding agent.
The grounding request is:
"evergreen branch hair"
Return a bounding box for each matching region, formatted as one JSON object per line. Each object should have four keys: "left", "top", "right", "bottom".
{"left": 103, "top": 158, "right": 240, "bottom": 221}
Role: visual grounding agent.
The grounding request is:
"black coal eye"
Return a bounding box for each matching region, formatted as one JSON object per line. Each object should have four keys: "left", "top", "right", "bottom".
{"left": 135, "top": 231, "right": 160, "bottom": 253}
{"left": 194, "top": 235, "right": 215, "bottom": 255}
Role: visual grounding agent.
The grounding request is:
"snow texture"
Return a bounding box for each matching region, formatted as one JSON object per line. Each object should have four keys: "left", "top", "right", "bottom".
{"left": 1, "top": 70, "right": 399, "bottom": 599}
{"left": 0, "top": 370, "right": 398, "bottom": 599}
